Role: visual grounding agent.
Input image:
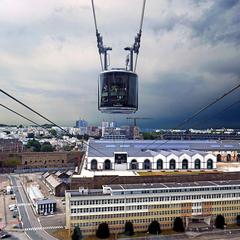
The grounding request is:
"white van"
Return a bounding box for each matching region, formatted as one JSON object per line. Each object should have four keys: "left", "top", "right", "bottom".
{"left": 8, "top": 204, "right": 16, "bottom": 209}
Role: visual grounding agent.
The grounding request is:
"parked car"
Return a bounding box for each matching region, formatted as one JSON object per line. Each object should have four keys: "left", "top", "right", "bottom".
{"left": 13, "top": 209, "right": 18, "bottom": 218}
{"left": 0, "top": 232, "right": 11, "bottom": 239}
{"left": 9, "top": 206, "right": 17, "bottom": 211}
{"left": 8, "top": 204, "right": 15, "bottom": 209}
{"left": 11, "top": 194, "right": 16, "bottom": 200}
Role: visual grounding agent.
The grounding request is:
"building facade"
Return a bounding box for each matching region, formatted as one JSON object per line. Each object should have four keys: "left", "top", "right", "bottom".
{"left": 66, "top": 180, "right": 240, "bottom": 236}
{"left": 87, "top": 150, "right": 216, "bottom": 171}
{"left": 0, "top": 139, "right": 23, "bottom": 152}
{"left": 27, "top": 185, "right": 56, "bottom": 215}
{"left": 86, "top": 140, "right": 240, "bottom": 171}
{"left": 18, "top": 151, "right": 81, "bottom": 170}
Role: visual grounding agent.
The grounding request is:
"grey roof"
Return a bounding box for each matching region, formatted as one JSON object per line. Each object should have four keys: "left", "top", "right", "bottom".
{"left": 65, "top": 170, "right": 74, "bottom": 176}
{"left": 42, "top": 172, "right": 50, "bottom": 179}
{"left": 46, "top": 175, "right": 63, "bottom": 188}
{"left": 88, "top": 139, "right": 240, "bottom": 157}
{"left": 37, "top": 198, "right": 57, "bottom": 205}
{"left": 54, "top": 171, "right": 62, "bottom": 177}
{"left": 106, "top": 180, "right": 240, "bottom": 191}
{"left": 67, "top": 180, "right": 240, "bottom": 197}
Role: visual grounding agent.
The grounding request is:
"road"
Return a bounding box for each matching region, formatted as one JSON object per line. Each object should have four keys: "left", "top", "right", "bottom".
{"left": 3, "top": 192, "right": 7, "bottom": 228}
{"left": 121, "top": 229, "right": 240, "bottom": 240}
{"left": 10, "top": 175, "right": 59, "bottom": 240}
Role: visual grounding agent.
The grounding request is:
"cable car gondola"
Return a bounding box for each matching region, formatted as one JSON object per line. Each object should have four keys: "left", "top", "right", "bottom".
{"left": 99, "top": 69, "right": 138, "bottom": 114}
{"left": 91, "top": 0, "right": 146, "bottom": 114}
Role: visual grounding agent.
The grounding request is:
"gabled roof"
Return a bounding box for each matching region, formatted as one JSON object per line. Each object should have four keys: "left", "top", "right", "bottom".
{"left": 46, "top": 174, "right": 64, "bottom": 188}
{"left": 42, "top": 172, "right": 50, "bottom": 179}
{"left": 87, "top": 139, "right": 240, "bottom": 158}
{"left": 65, "top": 170, "right": 74, "bottom": 176}
{"left": 55, "top": 171, "right": 62, "bottom": 177}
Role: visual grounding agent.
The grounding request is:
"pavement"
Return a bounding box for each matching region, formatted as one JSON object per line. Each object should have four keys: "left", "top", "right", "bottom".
{"left": 121, "top": 229, "right": 240, "bottom": 240}
{"left": 10, "top": 174, "right": 61, "bottom": 240}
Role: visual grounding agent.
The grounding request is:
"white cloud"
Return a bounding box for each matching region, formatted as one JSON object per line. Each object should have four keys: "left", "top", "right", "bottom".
{"left": 0, "top": 0, "right": 240, "bottom": 128}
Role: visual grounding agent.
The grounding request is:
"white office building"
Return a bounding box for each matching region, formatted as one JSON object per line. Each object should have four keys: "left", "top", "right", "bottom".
{"left": 86, "top": 140, "right": 217, "bottom": 171}
{"left": 66, "top": 180, "right": 240, "bottom": 236}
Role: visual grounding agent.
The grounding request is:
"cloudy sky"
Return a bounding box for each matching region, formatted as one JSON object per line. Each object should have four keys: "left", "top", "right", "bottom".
{"left": 0, "top": 0, "right": 240, "bottom": 129}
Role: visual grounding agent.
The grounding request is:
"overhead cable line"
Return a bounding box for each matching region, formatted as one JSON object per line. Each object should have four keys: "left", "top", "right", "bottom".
{"left": 174, "top": 83, "right": 240, "bottom": 130}
{"left": 0, "top": 89, "right": 109, "bottom": 158}
{"left": 0, "top": 103, "right": 43, "bottom": 128}
{"left": 0, "top": 104, "right": 106, "bottom": 160}
{"left": 192, "top": 98, "right": 240, "bottom": 129}
{"left": 131, "top": 81, "right": 240, "bottom": 154}
{"left": 0, "top": 89, "right": 65, "bottom": 133}
{"left": 91, "top": 0, "right": 103, "bottom": 70}
{"left": 134, "top": 0, "right": 146, "bottom": 72}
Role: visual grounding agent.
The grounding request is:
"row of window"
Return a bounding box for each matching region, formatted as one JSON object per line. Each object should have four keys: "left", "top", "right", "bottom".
{"left": 71, "top": 195, "right": 240, "bottom": 214}
{"left": 71, "top": 211, "right": 240, "bottom": 228}
{"left": 217, "top": 154, "right": 240, "bottom": 162}
{"left": 70, "top": 223, "right": 173, "bottom": 231}
{"left": 71, "top": 206, "right": 240, "bottom": 222}
{"left": 24, "top": 159, "right": 65, "bottom": 165}
{"left": 90, "top": 158, "right": 214, "bottom": 170}
{"left": 70, "top": 192, "right": 240, "bottom": 207}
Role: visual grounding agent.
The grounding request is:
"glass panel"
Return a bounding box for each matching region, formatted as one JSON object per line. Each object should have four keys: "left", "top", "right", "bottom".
{"left": 99, "top": 71, "right": 138, "bottom": 110}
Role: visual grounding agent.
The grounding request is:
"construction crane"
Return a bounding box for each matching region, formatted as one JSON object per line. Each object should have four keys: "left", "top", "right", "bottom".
{"left": 126, "top": 117, "right": 152, "bottom": 127}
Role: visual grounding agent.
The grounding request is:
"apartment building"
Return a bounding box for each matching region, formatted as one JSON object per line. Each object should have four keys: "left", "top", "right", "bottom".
{"left": 66, "top": 180, "right": 240, "bottom": 236}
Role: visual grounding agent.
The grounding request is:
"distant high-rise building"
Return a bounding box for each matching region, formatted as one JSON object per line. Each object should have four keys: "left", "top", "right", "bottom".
{"left": 76, "top": 119, "right": 88, "bottom": 128}
{"left": 76, "top": 119, "right": 88, "bottom": 135}
{"left": 129, "top": 126, "right": 140, "bottom": 139}
{"left": 101, "top": 120, "right": 109, "bottom": 137}
{"left": 109, "top": 121, "right": 117, "bottom": 128}
{"left": 101, "top": 120, "right": 109, "bottom": 128}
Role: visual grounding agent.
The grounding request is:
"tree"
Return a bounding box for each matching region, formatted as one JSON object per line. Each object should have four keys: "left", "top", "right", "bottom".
{"left": 237, "top": 215, "right": 240, "bottom": 226}
{"left": 27, "top": 133, "right": 35, "bottom": 138}
{"left": 72, "top": 226, "right": 83, "bottom": 240}
{"left": 40, "top": 142, "right": 54, "bottom": 152}
{"left": 96, "top": 222, "right": 110, "bottom": 239}
{"left": 26, "top": 139, "right": 41, "bottom": 152}
{"left": 50, "top": 129, "right": 57, "bottom": 137}
{"left": 173, "top": 217, "right": 185, "bottom": 232}
{"left": 215, "top": 215, "right": 225, "bottom": 229}
{"left": 124, "top": 221, "right": 134, "bottom": 236}
{"left": 63, "top": 145, "right": 74, "bottom": 151}
{"left": 83, "top": 134, "right": 89, "bottom": 141}
{"left": 148, "top": 220, "right": 161, "bottom": 235}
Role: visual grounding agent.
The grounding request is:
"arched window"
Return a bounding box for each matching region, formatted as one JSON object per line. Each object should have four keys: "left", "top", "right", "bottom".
{"left": 207, "top": 159, "right": 213, "bottom": 169}
{"left": 143, "top": 159, "right": 151, "bottom": 170}
{"left": 91, "top": 159, "right": 97, "bottom": 170}
{"left": 182, "top": 159, "right": 188, "bottom": 169}
{"left": 217, "top": 154, "right": 222, "bottom": 162}
{"left": 237, "top": 154, "right": 240, "bottom": 162}
{"left": 104, "top": 159, "right": 111, "bottom": 170}
{"left": 156, "top": 159, "right": 163, "bottom": 170}
{"left": 169, "top": 159, "right": 176, "bottom": 170}
{"left": 195, "top": 159, "right": 201, "bottom": 169}
{"left": 227, "top": 154, "right": 231, "bottom": 162}
{"left": 130, "top": 159, "right": 138, "bottom": 170}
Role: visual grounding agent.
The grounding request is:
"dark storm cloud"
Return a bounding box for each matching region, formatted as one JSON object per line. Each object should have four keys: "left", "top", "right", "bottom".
{"left": 1, "top": 0, "right": 240, "bottom": 128}
{"left": 140, "top": 70, "right": 240, "bottom": 129}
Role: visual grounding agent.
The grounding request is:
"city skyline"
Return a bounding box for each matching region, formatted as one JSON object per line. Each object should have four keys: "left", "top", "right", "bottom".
{"left": 0, "top": 0, "right": 240, "bottom": 128}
